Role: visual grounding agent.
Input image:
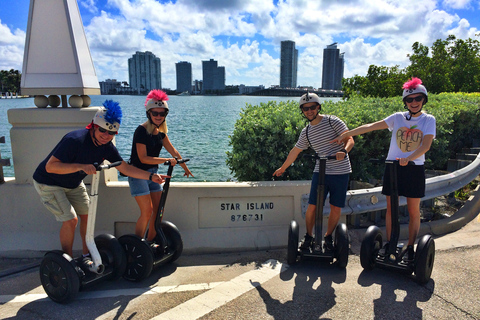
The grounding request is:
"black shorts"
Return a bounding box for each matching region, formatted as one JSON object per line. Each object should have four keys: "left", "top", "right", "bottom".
{"left": 381, "top": 164, "right": 425, "bottom": 198}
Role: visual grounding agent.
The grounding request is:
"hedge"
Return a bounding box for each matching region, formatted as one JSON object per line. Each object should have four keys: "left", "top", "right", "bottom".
{"left": 226, "top": 93, "right": 480, "bottom": 182}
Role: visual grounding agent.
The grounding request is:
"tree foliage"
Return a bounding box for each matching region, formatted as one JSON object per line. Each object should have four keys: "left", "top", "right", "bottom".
{"left": 227, "top": 93, "right": 480, "bottom": 182}
{"left": 342, "top": 35, "right": 480, "bottom": 98}
{"left": 0, "top": 69, "right": 21, "bottom": 94}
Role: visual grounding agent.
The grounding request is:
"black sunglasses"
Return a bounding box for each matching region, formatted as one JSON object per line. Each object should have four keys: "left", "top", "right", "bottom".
{"left": 98, "top": 127, "right": 117, "bottom": 135}
{"left": 150, "top": 110, "right": 167, "bottom": 117}
{"left": 405, "top": 96, "right": 424, "bottom": 103}
{"left": 301, "top": 104, "right": 319, "bottom": 111}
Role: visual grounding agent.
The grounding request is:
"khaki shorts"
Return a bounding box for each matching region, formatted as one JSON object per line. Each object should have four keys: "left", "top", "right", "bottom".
{"left": 33, "top": 180, "right": 90, "bottom": 222}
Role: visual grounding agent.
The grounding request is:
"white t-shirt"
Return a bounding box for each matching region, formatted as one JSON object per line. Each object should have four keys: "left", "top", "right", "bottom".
{"left": 384, "top": 112, "right": 436, "bottom": 165}
{"left": 295, "top": 115, "right": 352, "bottom": 174}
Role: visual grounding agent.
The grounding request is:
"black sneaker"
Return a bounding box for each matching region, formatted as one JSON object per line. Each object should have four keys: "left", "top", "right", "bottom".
{"left": 379, "top": 242, "right": 390, "bottom": 256}
{"left": 81, "top": 256, "right": 94, "bottom": 272}
{"left": 403, "top": 245, "right": 415, "bottom": 263}
{"left": 300, "top": 233, "right": 313, "bottom": 251}
{"left": 323, "top": 235, "right": 334, "bottom": 252}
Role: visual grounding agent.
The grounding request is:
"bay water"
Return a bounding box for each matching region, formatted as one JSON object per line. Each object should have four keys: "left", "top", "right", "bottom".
{"left": 0, "top": 95, "right": 339, "bottom": 182}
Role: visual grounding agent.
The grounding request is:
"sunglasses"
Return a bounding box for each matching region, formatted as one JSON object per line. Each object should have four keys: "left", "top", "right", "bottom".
{"left": 98, "top": 127, "right": 117, "bottom": 135}
{"left": 301, "top": 104, "right": 319, "bottom": 111}
{"left": 150, "top": 110, "right": 167, "bottom": 117}
{"left": 405, "top": 96, "right": 424, "bottom": 103}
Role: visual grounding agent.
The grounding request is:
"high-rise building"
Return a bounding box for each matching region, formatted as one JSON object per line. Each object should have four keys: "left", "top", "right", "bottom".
{"left": 176, "top": 61, "right": 192, "bottom": 93}
{"left": 322, "top": 43, "right": 344, "bottom": 90}
{"left": 280, "top": 40, "right": 298, "bottom": 88}
{"left": 128, "top": 51, "right": 161, "bottom": 94}
{"left": 202, "top": 59, "right": 225, "bottom": 93}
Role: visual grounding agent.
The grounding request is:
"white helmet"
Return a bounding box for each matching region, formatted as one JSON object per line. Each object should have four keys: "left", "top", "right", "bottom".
{"left": 402, "top": 77, "right": 428, "bottom": 104}
{"left": 299, "top": 92, "right": 321, "bottom": 108}
{"left": 93, "top": 100, "right": 122, "bottom": 132}
{"left": 145, "top": 89, "right": 169, "bottom": 113}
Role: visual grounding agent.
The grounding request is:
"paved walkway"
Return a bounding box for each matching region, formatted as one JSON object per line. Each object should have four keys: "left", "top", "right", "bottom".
{"left": 0, "top": 215, "right": 479, "bottom": 319}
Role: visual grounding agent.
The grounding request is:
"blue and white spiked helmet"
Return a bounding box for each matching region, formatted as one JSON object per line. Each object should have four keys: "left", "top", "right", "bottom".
{"left": 93, "top": 100, "right": 122, "bottom": 132}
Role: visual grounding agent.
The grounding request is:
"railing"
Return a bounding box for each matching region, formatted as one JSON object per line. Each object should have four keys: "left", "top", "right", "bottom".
{"left": 0, "top": 136, "right": 11, "bottom": 184}
{"left": 342, "top": 152, "right": 480, "bottom": 217}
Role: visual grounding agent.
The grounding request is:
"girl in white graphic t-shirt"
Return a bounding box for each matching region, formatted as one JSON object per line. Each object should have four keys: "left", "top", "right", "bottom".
{"left": 331, "top": 77, "right": 436, "bottom": 262}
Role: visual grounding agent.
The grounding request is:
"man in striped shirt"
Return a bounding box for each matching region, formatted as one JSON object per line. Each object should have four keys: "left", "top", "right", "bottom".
{"left": 273, "top": 93, "right": 354, "bottom": 252}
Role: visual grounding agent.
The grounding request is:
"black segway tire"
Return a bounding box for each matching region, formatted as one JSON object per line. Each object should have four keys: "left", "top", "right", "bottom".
{"left": 95, "top": 234, "right": 127, "bottom": 280}
{"left": 415, "top": 235, "right": 435, "bottom": 284}
{"left": 39, "top": 251, "right": 80, "bottom": 303}
{"left": 360, "top": 225, "right": 382, "bottom": 270}
{"left": 287, "top": 220, "right": 299, "bottom": 265}
{"left": 119, "top": 235, "right": 154, "bottom": 282}
{"left": 158, "top": 221, "right": 184, "bottom": 263}
{"left": 334, "top": 223, "right": 349, "bottom": 268}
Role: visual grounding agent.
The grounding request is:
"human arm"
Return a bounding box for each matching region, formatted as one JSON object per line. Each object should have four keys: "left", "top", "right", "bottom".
{"left": 331, "top": 120, "right": 389, "bottom": 145}
{"left": 162, "top": 135, "right": 194, "bottom": 177}
{"left": 273, "top": 147, "right": 303, "bottom": 177}
{"left": 45, "top": 155, "right": 97, "bottom": 175}
{"left": 397, "top": 134, "right": 434, "bottom": 166}
{"left": 334, "top": 132, "right": 355, "bottom": 160}
{"left": 116, "top": 161, "right": 167, "bottom": 184}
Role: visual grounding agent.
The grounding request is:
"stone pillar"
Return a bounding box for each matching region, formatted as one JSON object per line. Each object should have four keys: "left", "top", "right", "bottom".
{"left": 8, "top": 107, "right": 98, "bottom": 184}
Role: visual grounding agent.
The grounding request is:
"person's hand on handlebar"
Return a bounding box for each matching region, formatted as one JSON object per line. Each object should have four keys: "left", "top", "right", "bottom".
{"left": 396, "top": 157, "right": 413, "bottom": 166}
{"left": 335, "top": 150, "right": 347, "bottom": 161}
{"left": 80, "top": 164, "right": 97, "bottom": 175}
{"left": 151, "top": 173, "right": 170, "bottom": 184}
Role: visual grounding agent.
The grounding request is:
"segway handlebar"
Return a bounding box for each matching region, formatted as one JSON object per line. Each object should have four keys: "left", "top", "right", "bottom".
{"left": 164, "top": 158, "right": 190, "bottom": 166}
{"left": 95, "top": 161, "right": 123, "bottom": 171}
{"left": 303, "top": 154, "right": 338, "bottom": 161}
{"left": 369, "top": 158, "right": 415, "bottom": 166}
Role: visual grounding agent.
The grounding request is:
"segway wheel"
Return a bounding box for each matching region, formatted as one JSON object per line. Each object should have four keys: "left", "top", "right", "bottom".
{"left": 360, "top": 225, "right": 382, "bottom": 270}
{"left": 119, "top": 235, "right": 154, "bottom": 282}
{"left": 414, "top": 235, "right": 435, "bottom": 284}
{"left": 334, "top": 223, "right": 349, "bottom": 268}
{"left": 39, "top": 251, "right": 80, "bottom": 303}
{"left": 159, "top": 221, "right": 183, "bottom": 263}
{"left": 287, "top": 220, "right": 299, "bottom": 265}
{"left": 95, "top": 234, "right": 127, "bottom": 280}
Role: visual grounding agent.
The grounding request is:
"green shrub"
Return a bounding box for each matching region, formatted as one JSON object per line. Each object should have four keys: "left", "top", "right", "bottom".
{"left": 227, "top": 93, "right": 480, "bottom": 182}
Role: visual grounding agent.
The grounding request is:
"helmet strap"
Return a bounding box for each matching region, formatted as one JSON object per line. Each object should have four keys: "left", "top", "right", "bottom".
{"left": 146, "top": 111, "right": 164, "bottom": 129}
{"left": 404, "top": 105, "right": 423, "bottom": 121}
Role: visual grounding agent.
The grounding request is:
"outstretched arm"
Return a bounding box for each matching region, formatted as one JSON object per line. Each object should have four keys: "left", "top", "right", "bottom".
{"left": 273, "top": 147, "right": 302, "bottom": 177}
{"left": 331, "top": 120, "right": 388, "bottom": 145}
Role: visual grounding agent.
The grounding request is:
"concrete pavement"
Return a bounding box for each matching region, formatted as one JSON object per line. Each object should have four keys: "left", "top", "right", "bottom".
{"left": 0, "top": 215, "right": 479, "bottom": 319}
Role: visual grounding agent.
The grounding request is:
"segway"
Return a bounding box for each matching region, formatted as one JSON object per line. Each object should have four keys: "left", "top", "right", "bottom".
{"left": 119, "top": 159, "right": 187, "bottom": 281}
{"left": 39, "top": 161, "right": 127, "bottom": 303}
{"left": 360, "top": 160, "right": 435, "bottom": 284}
{"left": 287, "top": 154, "right": 349, "bottom": 268}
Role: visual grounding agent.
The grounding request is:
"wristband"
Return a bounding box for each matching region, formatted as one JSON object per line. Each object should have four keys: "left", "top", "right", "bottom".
{"left": 340, "top": 148, "right": 348, "bottom": 154}
{"left": 149, "top": 172, "right": 153, "bottom": 181}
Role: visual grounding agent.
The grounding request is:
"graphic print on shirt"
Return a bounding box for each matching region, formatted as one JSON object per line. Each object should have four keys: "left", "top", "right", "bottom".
{"left": 396, "top": 125, "right": 423, "bottom": 152}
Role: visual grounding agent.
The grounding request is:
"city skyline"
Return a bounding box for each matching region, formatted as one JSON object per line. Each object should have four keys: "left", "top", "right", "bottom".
{"left": 0, "top": 1, "right": 479, "bottom": 89}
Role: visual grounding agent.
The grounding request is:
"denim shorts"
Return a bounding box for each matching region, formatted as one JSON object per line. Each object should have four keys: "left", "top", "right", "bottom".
{"left": 308, "top": 173, "right": 350, "bottom": 208}
{"left": 128, "top": 167, "right": 163, "bottom": 197}
{"left": 33, "top": 180, "right": 90, "bottom": 222}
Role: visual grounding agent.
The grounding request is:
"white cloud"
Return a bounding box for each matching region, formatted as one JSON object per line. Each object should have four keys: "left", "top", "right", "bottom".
{"left": 0, "top": 20, "right": 25, "bottom": 71}
{"left": 1, "top": 0, "right": 479, "bottom": 88}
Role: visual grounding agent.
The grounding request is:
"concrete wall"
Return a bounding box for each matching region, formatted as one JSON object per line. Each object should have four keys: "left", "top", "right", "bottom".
{"left": 0, "top": 177, "right": 312, "bottom": 255}
{"left": 1, "top": 108, "right": 315, "bottom": 255}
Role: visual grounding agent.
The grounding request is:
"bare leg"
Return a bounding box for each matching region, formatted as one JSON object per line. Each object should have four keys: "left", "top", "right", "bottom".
{"left": 135, "top": 194, "right": 154, "bottom": 238}
{"left": 60, "top": 218, "right": 78, "bottom": 257}
{"left": 305, "top": 204, "right": 316, "bottom": 236}
{"left": 79, "top": 214, "right": 89, "bottom": 255}
{"left": 146, "top": 191, "right": 162, "bottom": 242}
{"left": 407, "top": 198, "right": 421, "bottom": 246}
{"left": 325, "top": 204, "right": 341, "bottom": 236}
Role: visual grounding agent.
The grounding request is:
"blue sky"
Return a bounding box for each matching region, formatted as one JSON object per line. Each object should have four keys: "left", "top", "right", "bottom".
{"left": 0, "top": 0, "right": 479, "bottom": 89}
